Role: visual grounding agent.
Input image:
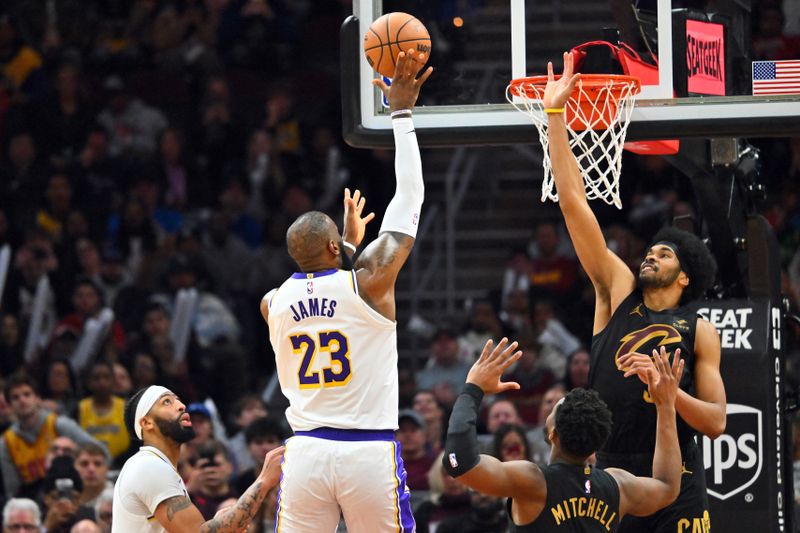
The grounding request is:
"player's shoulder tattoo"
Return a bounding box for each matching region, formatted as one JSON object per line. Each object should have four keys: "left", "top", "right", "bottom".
{"left": 163, "top": 495, "right": 193, "bottom": 521}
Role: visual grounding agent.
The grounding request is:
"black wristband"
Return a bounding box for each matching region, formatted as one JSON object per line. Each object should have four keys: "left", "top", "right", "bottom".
{"left": 462, "top": 382, "right": 485, "bottom": 403}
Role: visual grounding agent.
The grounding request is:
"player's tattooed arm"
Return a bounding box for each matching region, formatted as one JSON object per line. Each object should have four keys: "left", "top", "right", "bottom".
{"left": 199, "top": 481, "right": 266, "bottom": 533}
{"left": 164, "top": 496, "right": 193, "bottom": 521}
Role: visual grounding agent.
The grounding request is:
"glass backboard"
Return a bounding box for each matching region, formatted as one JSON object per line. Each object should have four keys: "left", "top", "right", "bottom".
{"left": 343, "top": 0, "right": 800, "bottom": 147}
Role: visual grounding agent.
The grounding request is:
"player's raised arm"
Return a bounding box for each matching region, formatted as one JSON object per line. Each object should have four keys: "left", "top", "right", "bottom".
{"left": 442, "top": 338, "right": 545, "bottom": 500}
{"left": 153, "top": 446, "right": 284, "bottom": 533}
{"left": 544, "top": 53, "right": 634, "bottom": 308}
{"left": 608, "top": 347, "right": 683, "bottom": 517}
{"left": 351, "top": 50, "right": 432, "bottom": 320}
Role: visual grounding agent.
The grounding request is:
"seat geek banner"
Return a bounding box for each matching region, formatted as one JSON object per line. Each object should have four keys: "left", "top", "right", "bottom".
{"left": 690, "top": 299, "right": 787, "bottom": 532}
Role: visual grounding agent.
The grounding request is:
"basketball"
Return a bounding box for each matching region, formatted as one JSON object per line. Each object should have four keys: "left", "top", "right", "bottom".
{"left": 363, "top": 12, "right": 431, "bottom": 78}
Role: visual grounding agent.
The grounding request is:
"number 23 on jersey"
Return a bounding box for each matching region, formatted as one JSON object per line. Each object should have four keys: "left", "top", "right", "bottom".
{"left": 290, "top": 331, "right": 352, "bottom": 389}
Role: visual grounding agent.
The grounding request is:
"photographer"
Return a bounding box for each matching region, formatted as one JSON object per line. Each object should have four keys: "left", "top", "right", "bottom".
{"left": 187, "top": 440, "right": 237, "bottom": 520}
{"left": 40, "top": 456, "right": 88, "bottom": 533}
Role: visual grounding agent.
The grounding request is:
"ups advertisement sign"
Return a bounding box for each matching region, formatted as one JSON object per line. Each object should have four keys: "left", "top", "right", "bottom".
{"left": 690, "top": 300, "right": 787, "bottom": 532}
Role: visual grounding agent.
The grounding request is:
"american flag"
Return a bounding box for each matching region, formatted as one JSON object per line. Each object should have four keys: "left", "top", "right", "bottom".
{"left": 752, "top": 60, "right": 800, "bottom": 95}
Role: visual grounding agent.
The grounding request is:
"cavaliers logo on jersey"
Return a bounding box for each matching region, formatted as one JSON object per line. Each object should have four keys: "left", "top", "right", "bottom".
{"left": 615, "top": 324, "right": 682, "bottom": 403}
{"left": 614, "top": 324, "right": 682, "bottom": 368}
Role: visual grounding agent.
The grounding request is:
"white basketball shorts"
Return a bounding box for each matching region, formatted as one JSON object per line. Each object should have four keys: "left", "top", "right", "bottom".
{"left": 274, "top": 428, "right": 415, "bottom": 533}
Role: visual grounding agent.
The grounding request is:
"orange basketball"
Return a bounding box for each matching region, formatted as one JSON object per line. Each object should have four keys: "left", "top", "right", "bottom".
{"left": 363, "top": 12, "right": 431, "bottom": 78}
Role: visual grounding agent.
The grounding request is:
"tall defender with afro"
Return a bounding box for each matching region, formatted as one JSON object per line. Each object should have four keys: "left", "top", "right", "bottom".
{"left": 443, "top": 337, "right": 686, "bottom": 532}
{"left": 537, "top": 52, "right": 726, "bottom": 533}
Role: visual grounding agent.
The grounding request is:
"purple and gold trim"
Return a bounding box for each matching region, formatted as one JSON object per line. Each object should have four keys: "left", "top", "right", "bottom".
{"left": 291, "top": 268, "right": 339, "bottom": 279}
{"left": 294, "top": 427, "right": 395, "bottom": 441}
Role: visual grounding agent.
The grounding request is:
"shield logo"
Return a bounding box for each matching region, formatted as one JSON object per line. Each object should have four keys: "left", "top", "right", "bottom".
{"left": 703, "top": 404, "right": 762, "bottom": 501}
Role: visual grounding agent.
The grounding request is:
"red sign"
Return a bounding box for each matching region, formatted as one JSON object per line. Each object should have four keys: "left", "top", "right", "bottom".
{"left": 686, "top": 20, "right": 726, "bottom": 95}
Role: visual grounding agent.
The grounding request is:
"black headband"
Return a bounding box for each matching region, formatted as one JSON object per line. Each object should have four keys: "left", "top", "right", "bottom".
{"left": 651, "top": 240, "right": 691, "bottom": 279}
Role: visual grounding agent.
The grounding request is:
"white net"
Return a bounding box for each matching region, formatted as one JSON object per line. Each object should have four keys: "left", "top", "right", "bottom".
{"left": 506, "top": 76, "right": 639, "bottom": 209}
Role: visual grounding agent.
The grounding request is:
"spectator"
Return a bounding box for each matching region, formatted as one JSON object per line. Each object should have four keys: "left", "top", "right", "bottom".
{"left": 0, "top": 132, "right": 48, "bottom": 222}
{"left": 563, "top": 347, "right": 590, "bottom": 390}
{"left": 187, "top": 440, "right": 237, "bottom": 520}
{"left": 435, "top": 490, "right": 508, "bottom": 533}
{"left": 526, "top": 220, "right": 578, "bottom": 298}
{"left": 200, "top": 211, "right": 252, "bottom": 299}
{"left": 30, "top": 62, "right": 95, "bottom": 167}
{"left": 71, "top": 128, "right": 120, "bottom": 225}
{"left": 485, "top": 398, "right": 523, "bottom": 435}
{"left": 395, "top": 409, "right": 436, "bottom": 492}
{"left": 184, "top": 403, "right": 216, "bottom": 458}
{"left": 53, "top": 277, "right": 126, "bottom": 357}
{"left": 240, "top": 129, "right": 287, "bottom": 221}
{"left": 0, "top": 13, "right": 47, "bottom": 103}
{"left": 504, "top": 337, "right": 556, "bottom": 424}
{"left": 196, "top": 76, "right": 243, "bottom": 194}
{"left": 152, "top": 254, "right": 241, "bottom": 349}
{"left": 70, "top": 520, "right": 101, "bottom": 533}
{"left": 39, "top": 456, "right": 85, "bottom": 533}
{"left": 1, "top": 373, "right": 102, "bottom": 498}
{"left": 218, "top": 178, "right": 263, "bottom": 250}
{"left": 2, "top": 232, "right": 59, "bottom": 338}
{"left": 500, "top": 288, "right": 532, "bottom": 335}
{"left": 129, "top": 351, "right": 162, "bottom": 391}
{"left": 227, "top": 395, "right": 268, "bottom": 475}
{"left": 0, "top": 314, "right": 23, "bottom": 377}
{"left": 531, "top": 298, "right": 581, "bottom": 377}
{"left": 73, "top": 442, "right": 112, "bottom": 508}
{"left": 92, "top": 489, "right": 113, "bottom": 533}
{"left": 44, "top": 437, "right": 77, "bottom": 471}
{"left": 458, "top": 299, "right": 506, "bottom": 361}
{"left": 491, "top": 423, "right": 532, "bottom": 462}
{"left": 233, "top": 417, "right": 285, "bottom": 496}
{"left": 94, "top": 246, "right": 131, "bottom": 309}
{"left": 152, "top": 127, "right": 207, "bottom": 210}
{"left": 500, "top": 248, "right": 532, "bottom": 311}
{"left": 526, "top": 383, "right": 567, "bottom": 465}
{"left": 2, "top": 498, "right": 41, "bottom": 533}
{"left": 76, "top": 361, "right": 129, "bottom": 460}
{"left": 111, "top": 363, "right": 132, "bottom": 398}
{"left": 42, "top": 358, "right": 80, "bottom": 416}
{"left": 36, "top": 174, "right": 74, "bottom": 244}
{"left": 416, "top": 328, "right": 472, "bottom": 407}
{"left": 96, "top": 75, "right": 168, "bottom": 159}
{"left": 414, "top": 456, "right": 471, "bottom": 533}
{"left": 411, "top": 390, "right": 446, "bottom": 455}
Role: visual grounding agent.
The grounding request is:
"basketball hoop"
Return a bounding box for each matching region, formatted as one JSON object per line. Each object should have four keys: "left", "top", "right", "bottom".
{"left": 507, "top": 74, "right": 641, "bottom": 209}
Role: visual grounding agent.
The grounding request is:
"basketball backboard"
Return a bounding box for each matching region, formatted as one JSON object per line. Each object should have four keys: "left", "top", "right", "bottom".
{"left": 343, "top": 0, "right": 800, "bottom": 147}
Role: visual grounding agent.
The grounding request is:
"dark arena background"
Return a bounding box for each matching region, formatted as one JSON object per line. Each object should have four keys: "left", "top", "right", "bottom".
{"left": 0, "top": 1, "right": 799, "bottom": 532}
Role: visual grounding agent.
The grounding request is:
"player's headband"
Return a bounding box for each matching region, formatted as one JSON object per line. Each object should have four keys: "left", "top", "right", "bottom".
{"left": 650, "top": 240, "right": 690, "bottom": 280}
{"left": 134, "top": 385, "right": 172, "bottom": 440}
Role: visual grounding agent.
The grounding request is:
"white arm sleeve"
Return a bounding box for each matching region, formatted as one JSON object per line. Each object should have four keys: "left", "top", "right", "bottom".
{"left": 379, "top": 117, "right": 424, "bottom": 238}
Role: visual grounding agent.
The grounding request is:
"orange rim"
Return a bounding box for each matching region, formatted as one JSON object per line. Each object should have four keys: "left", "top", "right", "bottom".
{"left": 509, "top": 74, "right": 641, "bottom": 99}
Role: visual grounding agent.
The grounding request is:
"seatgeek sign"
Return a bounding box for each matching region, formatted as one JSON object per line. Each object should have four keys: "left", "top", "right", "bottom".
{"left": 690, "top": 300, "right": 787, "bottom": 532}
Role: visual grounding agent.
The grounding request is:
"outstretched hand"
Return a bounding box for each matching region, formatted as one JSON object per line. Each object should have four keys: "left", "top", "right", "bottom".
{"left": 645, "top": 347, "right": 684, "bottom": 408}
{"left": 541, "top": 51, "right": 581, "bottom": 110}
{"left": 342, "top": 188, "right": 375, "bottom": 248}
{"left": 372, "top": 49, "right": 433, "bottom": 112}
{"left": 466, "top": 338, "right": 522, "bottom": 395}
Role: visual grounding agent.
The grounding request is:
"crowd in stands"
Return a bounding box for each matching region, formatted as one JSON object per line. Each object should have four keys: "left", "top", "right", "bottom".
{"left": 0, "top": 0, "right": 799, "bottom": 532}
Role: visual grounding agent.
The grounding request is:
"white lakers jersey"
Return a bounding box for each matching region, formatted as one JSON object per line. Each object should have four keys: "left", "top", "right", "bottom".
{"left": 267, "top": 268, "right": 399, "bottom": 432}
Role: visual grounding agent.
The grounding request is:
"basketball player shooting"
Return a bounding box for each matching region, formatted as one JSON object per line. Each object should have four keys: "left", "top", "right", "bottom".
{"left": 540, "top": 52, "right": 726, "bottom": 533}
{"left": 260, "top": 49, "right": 432, "bottom": 532}
{"left": 113, "top": 386, "right": 284, "bottom": 532}
{"left": 443, "top": 337, "right": 684, "bottom": 531}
